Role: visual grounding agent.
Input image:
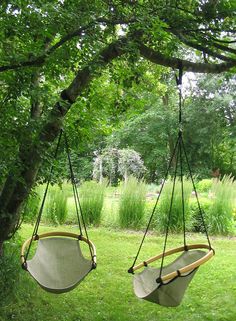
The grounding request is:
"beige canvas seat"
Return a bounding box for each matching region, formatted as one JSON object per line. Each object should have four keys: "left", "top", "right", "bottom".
{"left": 21, "top": 232, "right": 96, "bottom": 293}
{"left": 134, "top": 249, "right": 206, "bottom": 307}
{"left": 130, "top": 244, "right": 214, "bottom": 307}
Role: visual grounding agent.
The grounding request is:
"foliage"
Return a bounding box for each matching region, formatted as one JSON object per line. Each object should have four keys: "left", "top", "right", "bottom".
{"left": 119, "top": 176, "right": 146, "bottom": 228}
{"left": 45, "top": 185, "right": 68, "bottom": 225}
{"left": 0, "top": 235, "right": 22, "bottom": 307}
{"left": 108, "top": 73, "right": 236, "bottom": 183}
{"left": 184, "top": 74, "right": 236, "bottom": 177}
{"left": 93, "top": 148, "right": 146, "bottom": 185}
{"left": 80, "top": 180, "right": 106, "bottom": 226}
{"left": 156, "top": 177, "right": 193, "bottom": 233}
{"left": 21, "top": 189, "right": 41, "bottom": 223}
{"left": 107, "top": 85, "right": 178, "bottom": 183}
{"left": 207, "top": 175, "right": 236, "bottom": 235}
{"left": 93, "top": 148, "right": 120, "bottom": 186}
{"left": 196, "top": 179, "right": 213, "bottom": 193}
{"left": 118, "top": 149, "right": 146, "bottom": 182}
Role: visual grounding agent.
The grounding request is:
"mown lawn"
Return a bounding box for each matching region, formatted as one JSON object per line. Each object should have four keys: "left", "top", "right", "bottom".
{"left": 1, "top": 224, "right": 236, "bottom": 321}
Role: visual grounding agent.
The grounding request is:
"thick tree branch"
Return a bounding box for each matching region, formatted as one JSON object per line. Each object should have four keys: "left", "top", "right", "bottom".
{"left": 211, "top": 38, "right": 236, "bottom": 44}
{"left": 171, "top": 31, "right": 236, "bottom": 63}
{"left": 138, "top": 43, "right": 236, "bottom": 73}
{"left": 0, "top": 56, "right": 45, "bottom": 72}
{"left": 210, "top": 41, "right": 236, "bottom": 55}
{"left": 167, "top": 27, "right": 236, "bottom": 34}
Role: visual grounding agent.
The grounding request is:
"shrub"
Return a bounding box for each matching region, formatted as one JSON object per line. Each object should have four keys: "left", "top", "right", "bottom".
{"left": 80, "top": 180, "right": 106, "bottom": 226}
{"left": 190, "top": 198, "right": 212, "bottom": 233}
{"left": 156, "top": 177, "right": 192, "bottom": 233}
{"left": 207, "top": 175, "right": 236, "bottom": 235}
{"left": 196, "top": 179, "right": 213, "bottom": 193}
{"left": 119, "top": 176, "right": 146, "bottom": 228}
{"left": 45, "top": 185, "right": 68, "bottom": 225}
{"left": 0, "top": 236, "right": 22, "bottom": 307}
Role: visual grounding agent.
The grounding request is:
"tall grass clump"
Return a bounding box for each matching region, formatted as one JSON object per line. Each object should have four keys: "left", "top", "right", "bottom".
{"left": 119, "top": 176, "right": 146, "bottom": 229}
{"left": 190, "top": 198, "right": 212, "bottom": 233}
{"left": 80, "top": 180, "right": 106, "bottom": 226}
{"left": 207, "top": 175, "right": 236, "bottom": 235}
{"left": 156, "top": 177, "right": 192, "bottom": 233}
{"left": 45, "top": 185, "right": 68, "bottom": 225}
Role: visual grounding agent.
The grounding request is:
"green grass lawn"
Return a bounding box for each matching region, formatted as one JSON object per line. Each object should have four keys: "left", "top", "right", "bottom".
{"left": 1, "top": 224, "right": 236, "bottom": 321}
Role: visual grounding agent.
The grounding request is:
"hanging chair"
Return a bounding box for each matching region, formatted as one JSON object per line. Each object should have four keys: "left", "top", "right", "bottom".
{"left": 128, "top": 65, "right": 215, "bottom": 307}
{"left": 21, "top": 130, "right": 96, "bottom": 293}
{"left": 132, "top": 244, "right": 213, "bottom": 307}
{"left": 21, "top": 232, "right": 96, "bottom": 293}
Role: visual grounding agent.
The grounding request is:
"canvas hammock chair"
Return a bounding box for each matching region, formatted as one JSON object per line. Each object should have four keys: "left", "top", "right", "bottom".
{"left": 128, "top": 65, "right": 215, "bottom": 307}
{"left": 21, "top": 130, "right": 96, "bottom": 294}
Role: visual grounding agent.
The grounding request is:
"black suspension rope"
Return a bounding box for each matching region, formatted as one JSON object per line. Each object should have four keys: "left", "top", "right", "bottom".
{"left": 63, "top": 131, "right": 95, "bottom": 264}
{"left": 24, "top": 130, "right": 63, "bottom": 263}
{"left": 129, "top": 63, "right": 212, "bottom": 275}
{"left": 63, "top": 132, "right": 83, "bottom": 235}
{"left": 24, "top": 129, "right": 96, "bottom": 267}
{"left": 176, "top": 64, "right": 187, "bottom": 249}
{"left": 181, "top": 139, "right": 212, "bottom": 249}
{"left": 128, "top": 134, "right": 180, "bottom": 273}
{"left": 179, "top": 135, "right": 187, "bottom": 249}
{"left": 176, "top": 62, "right": 183, "bottom": 130}
{"left": 158, "top": 136, "right": 180, "bottom": 281}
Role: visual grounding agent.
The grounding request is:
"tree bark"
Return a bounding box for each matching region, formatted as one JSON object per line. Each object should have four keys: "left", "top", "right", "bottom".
{"left": 138, "top": 43, "right": 236, "bottom": 73}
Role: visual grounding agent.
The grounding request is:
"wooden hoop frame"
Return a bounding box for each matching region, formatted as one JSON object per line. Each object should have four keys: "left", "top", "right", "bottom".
{"left": 21, "top": 231, "right": 96, "bottom": 265}
{"left": 132, "top": 243, "right": 214, "bottom": 283}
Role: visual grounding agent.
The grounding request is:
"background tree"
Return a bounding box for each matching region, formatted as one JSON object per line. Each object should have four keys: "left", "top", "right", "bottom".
{"left": 184, "top": 73, "right": 236, "bottom": 177}
{"left": 107, "top": 72, "right": 236, "bottom": 181}
{"left": 93, "top": 148, "right": 146, "bottom": 185}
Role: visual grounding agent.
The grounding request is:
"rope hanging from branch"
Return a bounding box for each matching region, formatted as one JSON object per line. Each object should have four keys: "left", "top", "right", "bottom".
{"left": 128, "top": 64, "right": 212, "bottom": 275}
{"left": 23, "top": 129, "right": 95, "bottom": 268}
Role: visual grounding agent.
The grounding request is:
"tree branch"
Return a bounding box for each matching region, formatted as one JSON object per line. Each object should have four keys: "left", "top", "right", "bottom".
{"left": 211, "top": 38, "right": 236, "bottom": 44}
{"left": 138, "top": 43, "right": 236, "bottom": 73}
{"left": 210, "top": 41, "right": 236, "bottom": 55}
{"left": 171, "top": 28, "right": 236, "bottom": 34}
{"left": 170, "top": 31, "right": 236, "bottom": 62}
{"left": 0, "top": 56, "right": 46, "bottom": 72}
{"left": 0, "top": 17, "right": 136, "bottom": 73}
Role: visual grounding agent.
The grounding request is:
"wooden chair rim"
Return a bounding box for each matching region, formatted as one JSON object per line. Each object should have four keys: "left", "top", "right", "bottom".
{"left": 132, "top": 243, "right": 214, "bottom": 283}
{"left": 21, "top": 231, "right": 96, "bottom": 265}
